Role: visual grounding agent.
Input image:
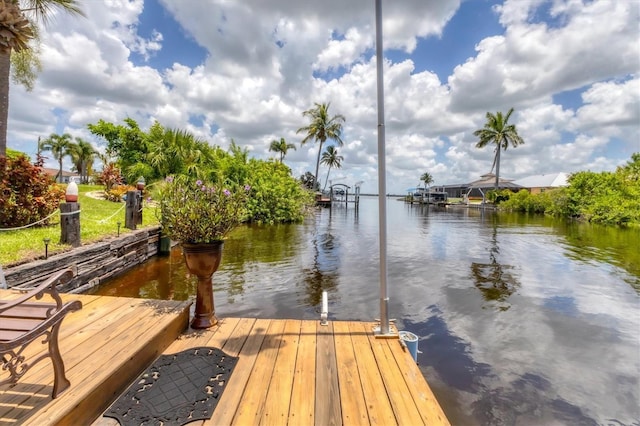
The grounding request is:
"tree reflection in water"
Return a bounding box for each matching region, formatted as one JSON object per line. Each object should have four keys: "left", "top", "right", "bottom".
{"left": 303, "top": 207, "right": 340, "bottom": 306}
{"left": 470, "top": 219, "right": 520, "bottom": 311}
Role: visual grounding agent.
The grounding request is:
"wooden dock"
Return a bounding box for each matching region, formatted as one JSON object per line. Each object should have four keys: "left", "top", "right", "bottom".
{"left": 1, "top": 291, "right": 449, "bottom": 425}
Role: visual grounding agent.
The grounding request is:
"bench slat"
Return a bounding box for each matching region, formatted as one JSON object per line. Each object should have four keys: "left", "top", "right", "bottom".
{"left": 0, "top": 329, "right": 27, "bottom": 341}
{"left": 1, "top": 302, "right": 57, "bottom": 320}
{"left": 0, "top": 317, "right": 43, "bottom": 332}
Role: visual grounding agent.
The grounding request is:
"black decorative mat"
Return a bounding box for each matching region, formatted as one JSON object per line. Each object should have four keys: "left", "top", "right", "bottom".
{"left": 104, "top": 347, "right": 238, "bottom": 426}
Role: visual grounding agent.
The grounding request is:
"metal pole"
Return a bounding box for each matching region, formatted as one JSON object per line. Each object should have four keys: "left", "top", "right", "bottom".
{"left": 0, "top": 264, "right": 6, "bottom": 289}
{"left": 375, "top": 0, "right": 392, "bottom": 336}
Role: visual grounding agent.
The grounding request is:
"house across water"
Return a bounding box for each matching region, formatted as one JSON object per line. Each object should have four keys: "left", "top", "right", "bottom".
{"left": 407, "top": 187, "right": 449, "bottom": 204}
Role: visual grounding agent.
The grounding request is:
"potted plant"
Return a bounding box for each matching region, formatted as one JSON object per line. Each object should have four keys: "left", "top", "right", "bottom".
{"left": 159, "top": 175, "right": 250, "bottom": 328}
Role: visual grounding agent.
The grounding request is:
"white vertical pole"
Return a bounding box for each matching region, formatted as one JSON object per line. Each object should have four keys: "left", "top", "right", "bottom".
{"left": 375, "top": 0, "right": 390, "bottom": 336}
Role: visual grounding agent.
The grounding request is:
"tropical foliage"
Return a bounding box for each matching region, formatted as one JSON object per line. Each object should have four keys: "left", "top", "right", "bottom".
{"left": 269, "top": 137, "right": 296, "bottom": 163}
{"left": 214, "top": 143, "right": 314, "bottom": 224}
{"left": 68, "top": 137, "right": 97, "bottom": 183}
{"left": 495, "top": 153, "right": 640, "bottom": 226}
{"left": 320, "top": 145, "right": 343, "bottom": 190}
{"left": 474, "top": 108, "right": 524, "bottom": 189}
{"left": 420, "top": 172, "right": 434, "bottom": 189}
{"left": 0, "top": 0, "right": 84, "bottom": 157}
{"left": 0, "top": 153, "right": 64, "bottom": 228}
{"left": 299, "top": 171, "right": 317, "bottom": 191}
{"left": 41, "top": 132, "right": 72, "bottom": 182}
{"left": 158, "top": 175, "right": 250, "bottom": 243}
{"left": 90, "top": 118, "right": 314, "bottom": 224}
{"left": 297, "top": 102, "right": 345, "bottom": 189}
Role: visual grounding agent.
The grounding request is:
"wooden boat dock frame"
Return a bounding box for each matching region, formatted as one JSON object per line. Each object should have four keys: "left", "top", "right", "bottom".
{"left": 0, "top": 291, "right": 450, "bottom": 425}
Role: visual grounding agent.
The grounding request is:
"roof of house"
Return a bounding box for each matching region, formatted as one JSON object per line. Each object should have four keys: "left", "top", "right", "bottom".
{"left": 513, "top": 173, "right": 568, "bottom": 188}
{"left": 467, "top": 173, "right": 521, "bottom": 189}
{"left": 42, "top": 168, "right": 79, "bottom": 177}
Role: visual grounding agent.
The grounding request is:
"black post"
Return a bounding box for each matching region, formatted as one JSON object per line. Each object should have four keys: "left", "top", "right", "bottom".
{"left": 60, "top": 203, "right": 81, "bottom": 247}
{"left": 125, "top": 191, "right": 138, "bottom": 230}
{"left": 136, "top": 190, "right": 143, "bottom": 225}
{"left": 43, "top": 238, "right": 50, "bottom": 259}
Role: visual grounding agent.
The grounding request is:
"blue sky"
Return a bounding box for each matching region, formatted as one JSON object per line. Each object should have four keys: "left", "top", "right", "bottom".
{"left": 8, "top": 0, "right": 639, "bottom": 194}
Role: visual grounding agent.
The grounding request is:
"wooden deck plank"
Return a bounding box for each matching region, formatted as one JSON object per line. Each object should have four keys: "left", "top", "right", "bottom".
{"left": 232, "top": 319, "right": 286, "bottom": 426}
{"left": 1, "top": 289, "right": 450, "bottom": 426}
{"left": 348, "top": 321, "right": 397, "bottom": 426}
{"left": 315, "top": 321, "right": 342, "bottom": 426}
{"left": 167, "top": 317, "right": 241, "bottom": 353}
{"left": 288, "top": 319, "right": 317, "bottom": 425}
{"left": 21, "top": 299, "right": 190, "bottom": 425}
{"left": 367, "top": 327, "right": 425, "bottom": 425}
{"left": 0, "top": 296, "right": 133, "bottom": 416}
{"left": 0, "top": 292, "right": 190, "bottom": 426}
{"left": 385, "top": 335, "right": 450, "bottom": 425}
{"left": 261, "top": 319, "right": 302, "bottom": 426}
{"left": 221, "top": 317, "right": 257, "bottom": 357}
{"left": 333, "top": 320, "right": 369, "bottom": 425}
{"left": 206, "top": 318, "right": 268, "bottom": 426}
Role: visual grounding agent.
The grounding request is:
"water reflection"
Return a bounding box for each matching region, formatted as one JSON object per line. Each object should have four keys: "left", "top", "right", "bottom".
{"left": 470, "top": 220, "right": 521, "bottom": 311}
{"left": 302, "top": 209, "right": 340, "bottom": 306}
{"left": 94, "top": 248, "right": 197, "bottom": 300}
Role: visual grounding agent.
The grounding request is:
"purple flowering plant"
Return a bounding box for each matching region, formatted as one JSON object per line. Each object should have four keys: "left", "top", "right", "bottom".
{"left": 159, "top": 175, "right": 250, "bottom": 243}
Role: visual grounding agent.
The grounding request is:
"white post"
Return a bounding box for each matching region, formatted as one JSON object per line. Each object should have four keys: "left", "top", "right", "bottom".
{"left": 374, "top": 0, "right": 394, "bottom": 337}
{"left": 320, "top": 291, "right": 329, "bottom": 326}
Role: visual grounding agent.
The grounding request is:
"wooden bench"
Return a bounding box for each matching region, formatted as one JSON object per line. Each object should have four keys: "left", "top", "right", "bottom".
{"left": 0, "top": 269, "right": 82, "bottom": 398}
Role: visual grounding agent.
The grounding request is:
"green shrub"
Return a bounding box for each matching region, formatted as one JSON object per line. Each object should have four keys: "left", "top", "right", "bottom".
{"left": 245, "top": 160, "right": 314, "bottom": 224}
{"left": 0, "top": 155, "right": 66, "bottom": 228}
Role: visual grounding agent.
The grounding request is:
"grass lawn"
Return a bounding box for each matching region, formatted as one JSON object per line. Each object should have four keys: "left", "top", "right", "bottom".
{"left": 0, "top": 184, "right": 159, "bottom": 267}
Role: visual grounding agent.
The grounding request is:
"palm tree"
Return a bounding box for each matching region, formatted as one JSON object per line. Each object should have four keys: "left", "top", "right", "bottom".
{"left": 41, "top": 132, "right": 72, "bottom": 182}
{"left": 147, "top": 127, "right": 210, "bottom": 180}
{"left": 420, "top": 172, "right": 434, "bottom": 190}
{"left": 69, "top": 137, "right": 96, "bottom": 183}
{"left": 473, "top": 108, "right": 524, "bottom": 189}
{"left": 296, "top": 102, "right": 345, "bottom": 190}
{"left": 269, "top": 137, "right": 296, "bottom": 162}
{"left": 0, "top": 0, "right": 84, "bottom": 157}
{"left": 320, "top": 145, "right": 343, "bottom": 191}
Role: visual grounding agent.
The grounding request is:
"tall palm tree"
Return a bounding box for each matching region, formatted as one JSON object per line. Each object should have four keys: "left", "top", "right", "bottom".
{"left": 320, "top": 145, "right": 343, "bottom": 191}
{"left": 68, "top": 136, "right": 96, "bottom": 183}
{"left": 269, "top": 137, "right": 296, "bottom": 163}
{"left": 41, "top": 132, "right": 72, "bottom": 182}
{"left": 473, "top": 108, "right": 524, "bottom": 189}
{"left": 420, "top": 172, "right": 434, "bottom": 190}
{"left": 0, "top": 0, "right": 84, "bottom": 157}
{"left": 296, "top": 102, "right": 345, "bottom": 190}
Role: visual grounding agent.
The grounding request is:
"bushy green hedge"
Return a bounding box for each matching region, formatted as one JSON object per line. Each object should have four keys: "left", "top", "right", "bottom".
{"left": 245, "top": 160, "right": 314, "bottom": 224}
{"left": 495, "top": 153, "right": 640, "bottom": 226}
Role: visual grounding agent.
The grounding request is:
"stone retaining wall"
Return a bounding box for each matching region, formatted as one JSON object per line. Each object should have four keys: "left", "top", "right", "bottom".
{"left": 4, "top": 226, "right": 162, "bottom": 293}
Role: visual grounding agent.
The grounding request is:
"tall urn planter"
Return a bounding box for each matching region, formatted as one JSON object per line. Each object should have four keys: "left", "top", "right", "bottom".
{"left": 182, "top": 242, "right": 224, "bottom": 329}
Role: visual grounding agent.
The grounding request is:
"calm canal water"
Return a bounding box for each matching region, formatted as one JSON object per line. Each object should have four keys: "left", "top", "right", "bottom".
{"left": 91, "top": 196, "right": 640, "bottom": 425}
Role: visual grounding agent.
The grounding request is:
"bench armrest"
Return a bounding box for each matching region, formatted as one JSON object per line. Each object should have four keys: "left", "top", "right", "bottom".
{"left": 0, "top": 269, "right": 74, "bottom": 315}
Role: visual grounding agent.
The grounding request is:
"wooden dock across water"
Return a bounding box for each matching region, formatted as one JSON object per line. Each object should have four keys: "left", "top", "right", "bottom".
{"left": 0, "top": 291, "right": 449, "bottom": 425}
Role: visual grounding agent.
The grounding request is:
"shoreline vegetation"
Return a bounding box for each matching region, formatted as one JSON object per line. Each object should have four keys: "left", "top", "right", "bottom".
{"left": 0, "top": 117, "right": 637, "bottom": 267}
